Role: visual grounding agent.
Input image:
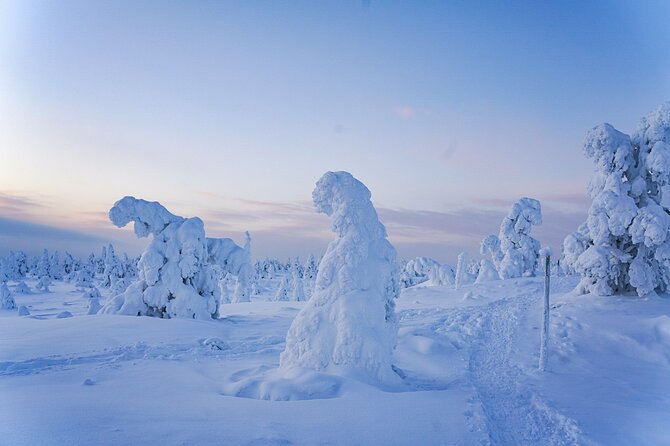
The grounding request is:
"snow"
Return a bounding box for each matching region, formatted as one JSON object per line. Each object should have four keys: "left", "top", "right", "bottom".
{"left": 1, "top": 275, "right": 669, "bottom": 445}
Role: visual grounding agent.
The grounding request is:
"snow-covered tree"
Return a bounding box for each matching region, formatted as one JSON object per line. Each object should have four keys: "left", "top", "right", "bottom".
{"left": 62, "top": 252, "right": 77, "bottom": 281}
{"left": 290, "top": 267, "right": 305, "bottom": 302}
{"left": 400, "top": 256, "right": 441, "bottom": 288}
{"left": 14, "top": 281, "right": 31, "bottom": 294}
{"left": 475, "top": 259, "right": 499, "bottom": 283}
{"left": 280, "top": 171, "right": 400, "bottom": 383}
{"left": 481, "top": 198, "right": 543, "bottom": 279}
{"left": 455, "top": 252, "right": 468, "bottom": 289}
{"left": 232, "top": 232, "right": 253, "bottom": 303}
{"left": 0, "top": 282, "right": 16, "bottom": 310}
{"left": 427, "top": 263, "right": 456, "bottom": 286}
{"left": 274, "top": 276, "right": 289, "bottom": 301}
{"left": 304, "top": 254, "right": 318, "bottom": 280}
{"left": 101, "top": 196, "right": 220, "bottom": 319}
{"left": 49, "top": 251, "right": 64, "bottom": 281}
{"left": 36, "top": 249, "right": 50, "bottom": 279}
{"left": 87, "top": 298, "right": 102, "bottom": 315}
{"left": 102, "top": 244, "right": 125, "bottom": 288}
{"left": 564, "top": 103, "right": 670, "bottom": 296}
{"left": 35, "top": 276, "right": 51, "bottom": 293}
{"left": 219, "top": 273, "right": 232, "bottom": 304}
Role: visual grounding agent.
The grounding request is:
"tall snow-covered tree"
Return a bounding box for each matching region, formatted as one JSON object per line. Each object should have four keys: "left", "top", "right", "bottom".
{"left": 280, "top": 171, "right": 400, "bottom": 383}
{"left": 563, "top": 103, "right": 670, "bottom": 296}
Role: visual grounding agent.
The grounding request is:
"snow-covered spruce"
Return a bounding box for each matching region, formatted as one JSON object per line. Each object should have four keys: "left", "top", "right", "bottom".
{"left": 274, "top": 276, "right": 289, "bottom": 302}
{"left": 475, "top": 259, "right": 499, "bottom": 283}
{"left": 563, "top": 103, "right": 670, "bottom": 296}
{"left": 1, "top": 282, "right": 16, "bottom": 310}
{"left": 35, "top": 276, "right": 51, "bottom": 293}
{"left": 101, "top": 196, "right": 220, "bottom": 319}
{"left": 207, "top": 231, "right": 253, "bottom": 304}
{"left": 280, "top": 171, "right": 400, "bottom": 383}
{"left": 481, "top": 198, "right": 543, "bottom": 279}
{"left": 14, "top": 281, "right": 32, "bottom": 294}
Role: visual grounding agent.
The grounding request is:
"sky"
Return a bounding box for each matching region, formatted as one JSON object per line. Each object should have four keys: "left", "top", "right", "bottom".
{"left": 1, "top": 0, "right": 670, "bottom": 264}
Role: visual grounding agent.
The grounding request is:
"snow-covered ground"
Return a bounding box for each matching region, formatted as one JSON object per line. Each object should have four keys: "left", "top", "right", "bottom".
{"left": 1, "top": 276, "right": 669, "bottom": 445}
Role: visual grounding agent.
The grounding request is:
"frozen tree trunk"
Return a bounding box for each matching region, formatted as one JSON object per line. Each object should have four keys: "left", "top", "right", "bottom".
{"left": 539, "top": 254, "right": 551, "bottom": 371}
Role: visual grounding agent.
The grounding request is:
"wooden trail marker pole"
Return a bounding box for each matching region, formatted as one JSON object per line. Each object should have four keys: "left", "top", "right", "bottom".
{"left": 539, "top": 253, "right": 550, "bottom": 371}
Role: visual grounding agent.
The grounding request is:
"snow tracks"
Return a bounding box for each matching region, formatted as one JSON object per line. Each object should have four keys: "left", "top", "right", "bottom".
{"left": 420, "top": 283, "right": 584, "bottom": 445}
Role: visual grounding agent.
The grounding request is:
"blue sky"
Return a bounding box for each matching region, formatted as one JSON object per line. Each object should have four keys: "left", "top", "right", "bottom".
{"left": 1, "top": 0, "right": 669, "bottom": 262}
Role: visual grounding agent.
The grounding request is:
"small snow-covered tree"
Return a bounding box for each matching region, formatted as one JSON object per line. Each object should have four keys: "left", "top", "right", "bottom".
{"left": 304, "top": 254, "right": 318, "bottom": 280}
{"left": 274, "top": 276, "right": 289, "bottom": 301}
{"left": 475, "top": 259, "right": 499, "bottom": 283}
{"left": 427, "top": 263, "right": 456, "bottom": 286}
{"left": 36, "top": 249, "right": 50, "bottom": 279}
{"left": 101, "top": 197, "right": 220, "bottom": 319}
{"left": 35, "top": 276, "right": 51, "bottom": 293}
{"left": 232, "top": 232, "right": 253, "bottom": 303}
{"left": 1, "top": 283, "right": 16, "bottom": 310}
{"left": 14, "top": 281, "right": 31, "bottom": 294}
{"left": 455, "top": 252, "right": 467, "bottom": 289}
{"left": 280, "top": 171, "right": 400, "bottom": 383}
{"left": 290, "top": 267, "right": 305, "bottom": 302}
{"left": 62, "top": 252, "right": 77, "bottom": 281}
{"left": 102, "top": 244, "right": 125, "bottom": 288}
{"left": 49, "top": 251, "right": 64, "bottom": 281}
{"left": 481, "top": 198, "right": 542, "bottom": 279}
{"left": 563, "top": 103, "right": 670, "bottom": 296}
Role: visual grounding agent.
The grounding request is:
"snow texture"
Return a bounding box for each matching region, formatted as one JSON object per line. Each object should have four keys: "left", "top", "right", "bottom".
{"left": 280, "top": 171, "right": 400, "bottom": 383}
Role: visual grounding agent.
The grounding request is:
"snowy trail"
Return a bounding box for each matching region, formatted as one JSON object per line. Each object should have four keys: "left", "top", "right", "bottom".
{"left": 465, "top": 288, "right": 583, "bottom": 445}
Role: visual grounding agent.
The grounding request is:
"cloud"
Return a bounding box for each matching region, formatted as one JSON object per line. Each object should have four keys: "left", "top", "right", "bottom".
{"left": 0, "top": 192, "right": 47, "bottom": 219}
{"left": 0, "top": 190, "right": 589, "bottom": 264}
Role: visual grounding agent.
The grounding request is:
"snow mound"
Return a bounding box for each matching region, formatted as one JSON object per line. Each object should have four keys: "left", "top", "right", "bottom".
{"left": 279, "top": 171, "right": 400, "bottom": 385}
{"left": 14, "top": 281, "right": 32, "bottom": 294}
{"left": 17, "top": 305, "right": 30, "bottom": 316}
{"left": 225, "top": 367, "right": 344, "bottom": 401}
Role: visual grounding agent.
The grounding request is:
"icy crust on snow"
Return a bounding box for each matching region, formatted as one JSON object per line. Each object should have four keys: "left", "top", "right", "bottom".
{"left": 564, "top": 103, "right": 670, "bottom": 296}
{"left": 279, "top": 171, "right": 400, "bottom": 384}
{"left": 102, "top": 197, "right": 220, "bottom": 319}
